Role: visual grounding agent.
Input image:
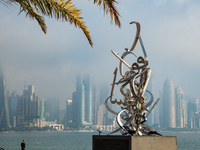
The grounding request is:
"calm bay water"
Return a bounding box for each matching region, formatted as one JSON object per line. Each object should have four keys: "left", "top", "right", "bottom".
{"left": 0, "top": 131, "right": 200, "bottom": 150}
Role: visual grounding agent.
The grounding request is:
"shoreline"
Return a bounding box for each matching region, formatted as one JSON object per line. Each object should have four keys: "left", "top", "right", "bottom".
{"left": 1, "top": 130, "right": 200, "bottom": 134}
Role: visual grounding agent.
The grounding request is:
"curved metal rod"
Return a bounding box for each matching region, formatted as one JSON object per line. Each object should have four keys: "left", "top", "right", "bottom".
{"left": 144, "top": 90, "right": 154, "bottom": 108}
{"left": 129, "top": 21, "right": 141, "bottom": 51}
{"left": 105, "top": 96, "right": 126, "bottom": 116}
{"left": 120, "top": 81, "right": 129, "bottom": 96}
{"left": 107, "top": 112, "right": 135, "bottom": 135}
{"left": 139, "top": 36, "right": 148, "bottom": 63}
{"left": 111, "top": 50, "right": 132, "bottom": 71}
{"left": 119, "top": 51, "right": 137, "bottom": 77}
{"left": 131, "top": 68, "right": 149, "bottom": 96}
{"left": 116, "top": 109, "right": 127, "bottom": 131}
{"left": 141, "top": 69, "right": 151, "bottom": 97}
{"left": 146, "top": 98, "right": 159, "bottom": 118}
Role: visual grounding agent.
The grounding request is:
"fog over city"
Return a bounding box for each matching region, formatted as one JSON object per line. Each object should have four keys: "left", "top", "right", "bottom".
{"left": 0, "top": 0, "right": 200, "bottom": 108}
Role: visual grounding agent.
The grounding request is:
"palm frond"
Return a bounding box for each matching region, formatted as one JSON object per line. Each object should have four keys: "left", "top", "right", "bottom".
{"left": 94, "top": 0, "right": 121, "bottom": 28}
{"left": 3, "top": 0, "right": 93, "bottom": 47}
{"left": 15, "top": 0, "right": 47, "bottom": 33}
{"left": 27, "top": 0, "right": 93, "bottom": 47}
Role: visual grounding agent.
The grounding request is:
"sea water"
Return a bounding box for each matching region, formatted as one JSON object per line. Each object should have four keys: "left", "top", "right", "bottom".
{"left": 0, "top": 131, "right": 200, "bottom": 150}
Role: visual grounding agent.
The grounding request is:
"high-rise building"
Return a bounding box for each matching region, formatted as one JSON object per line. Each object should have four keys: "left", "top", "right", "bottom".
{"left": 72, "top": 73, "right": 93, "bottom": 128}
{"left": 184, "top": 95, "right": 192, "bottom": 127}
{"left": 158, "top": 90, "right": 163, "bottom": 127}
{"left": 9, "top": 91, "right": 18, "bottom": 127}
{"left": 83, "top": 74, "right": 92, "bottom": 123}
{"left": 97, "top": 104, "right": 106, "bottom": 126}
{"left": 76, "top": 77, "right": 85, "bottom": 126}
{"left": 46, "top": 98, "right": 59, "bottom": 122}
{"left": 40, "top": 99, "right": 46, "bottom": 120}
{"left": 65, "top": 100, "right": 73, "bottom": 128}
{"left": 59, "top": 109, "right": 66, "bottom": 124}
{"left": 187, "top": 98, "right": 199, "bottom": 129}
{"left": 16, "top": 85, "right": 40, "bottom": 127}
{"left": 175, "top": 86, "right": 185, "bottom": 127}
{"left": 100, "top": 84, "right": 110, "bottom": 125}
{"left": 162, "top": 78, "right": 176, "bottom": 128}
{"left": 0, "top": 67, "right": 10, "bottom": 129}
{"left": 39, "top": 98, "right": 46, "bottom": 127}
{"left": 92, "top": 86, "right": 98, "bottom": 125}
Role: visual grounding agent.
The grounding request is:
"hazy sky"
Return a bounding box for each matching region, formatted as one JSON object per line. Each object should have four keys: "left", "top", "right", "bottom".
{"left": 0, "top": 0, "right": 200, "bottom": 108}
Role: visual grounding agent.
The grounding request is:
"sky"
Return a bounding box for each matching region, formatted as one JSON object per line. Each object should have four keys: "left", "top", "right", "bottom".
{"left": 0, "top": 0, "right": 200, "bottom": 109}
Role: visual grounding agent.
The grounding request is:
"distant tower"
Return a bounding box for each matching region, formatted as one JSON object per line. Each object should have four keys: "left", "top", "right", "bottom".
{"left": 46, "top": 98, "right": 59, "bottom": 122}
{"left": 72, "top": 73, "right": 93, "bottom": 128}
{"left": 92, "top": 85, "right": 98, "bottom": 125}
{"left": 83, "top": 74, "right": 92, "bottom": 123}
{"left": 76, "top": 76, "right": 85, "bottom": 126}
{"left": 162, "top": 78, "right": 176, "bottom": 128}
{"left": 39, "top": 99, "right": 46, "bottom": 120}
{"left": 65, "top": 100, "right": 73, "bottom": 128}
{"left": 175, "top": 86, "right": 185, "bottom": 127}
{"left": 159, "top": 90, "right": 163, "bottom": 127}
{"left": 0, "top": 67, "right": 10, "bottom": 128}
{"left": 9, "top": 91, "right": 18, "bottom": 127}
{"left": 16, "top": 85, "right": 40, "bottom": 127}
{"left": 100, "top": 84, "right": 110, "bottom": 125}
{"left": 187, "top": 98, "right": 198, "bottom": 129}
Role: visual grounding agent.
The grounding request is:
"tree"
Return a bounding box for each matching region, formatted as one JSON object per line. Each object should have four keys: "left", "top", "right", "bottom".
{"left": 1, "top": 0, "right": 121, "bottom": 47}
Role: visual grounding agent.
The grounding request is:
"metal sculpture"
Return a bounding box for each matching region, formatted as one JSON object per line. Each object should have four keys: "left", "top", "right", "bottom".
{"left": 105, "top": 21, "right": 161, "bottom": 136}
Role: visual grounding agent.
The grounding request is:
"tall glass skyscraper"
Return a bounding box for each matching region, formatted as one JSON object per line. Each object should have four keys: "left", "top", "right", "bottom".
{"left": 158, "top": 90, "right": 163, "bottom": 127}
{"left": 40, "top": 99, "right": 46, "bottom": 120}
{"left": 76, "top": 82, "right": 85, "bottom": 125}
{"left": 16, "top": 85, "right": 40, "bottom": 127}
{"left": 83, "top": 74, "right": 92, "bottom": 123}
{"left": 175, "top": 86, "right": 185, "bottom": 127}
{"left": 0, "top": 67, "right": 10, "bottom": 128}
{"left": 72, "top": 73, "right": 92, "bottom": 128}
{"left": 9, "top": 91, "right": 18, "bottom": 127}
{"left": 187, "top": 98, "right": 198, "bottom": 129}
{"left": 162, "top": 78, "right": 176, "bottom": 128}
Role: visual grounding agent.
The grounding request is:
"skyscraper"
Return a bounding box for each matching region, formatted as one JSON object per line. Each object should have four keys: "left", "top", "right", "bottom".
{"left": 72, "top": 73, "right": 93, "bottom": 128}
{"left": 159, "top": 90, "right": 163, "bottom": 127}
{"left": 9, "top": 91, "right": 18, "bottom": 127}
{"left": 65, "top": 100, "right": 73, "bottom": 128}
{"left": 83, "top": 74, "right": 92, "bottom": 123}
{"left": 100, "top": 84, "right": 110, "bottom": 125}
{"left": 0, "top": 67, "right": 10, "bottom": 128}
{"left": 162, "top": 78, "right": 176, "bottom": 128}
{"left": 187, "top": 98, "right": 198, "bottom": 129}
{"left": 46, "top": 98, "right": 59, "bottom": 122}
{"left": 175, "top": 86, "right": 185, "bottom": 127}
{"left": 40, "top": 99, "right": 46, "bottom": 120}
{"left": 16, "top": 85, "right": 40, "bottom": 127}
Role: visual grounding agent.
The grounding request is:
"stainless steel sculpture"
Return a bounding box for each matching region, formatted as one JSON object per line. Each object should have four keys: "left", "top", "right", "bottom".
{"left": 105, "top": 21, "right": 161, "bottom": 136}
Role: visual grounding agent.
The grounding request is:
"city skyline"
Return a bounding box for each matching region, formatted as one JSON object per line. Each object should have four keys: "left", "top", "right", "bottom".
{"left": 1, "top": 66, "right": 200, "bottom": 129}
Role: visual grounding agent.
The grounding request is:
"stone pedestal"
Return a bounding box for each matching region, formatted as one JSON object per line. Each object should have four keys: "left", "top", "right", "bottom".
{"left": 93, "top": 135, "right": 177, "bottom": 150}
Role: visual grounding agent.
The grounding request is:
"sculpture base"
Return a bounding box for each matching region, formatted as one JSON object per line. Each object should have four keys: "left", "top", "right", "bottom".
{"left": 93, "top": 135, "right": 177, "bottom": 150}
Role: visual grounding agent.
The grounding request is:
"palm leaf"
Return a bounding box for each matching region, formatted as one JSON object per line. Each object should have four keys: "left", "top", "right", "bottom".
{"left": 30, "top": 0, "right": 93, "bottom": 47}
{"left": 15, "top": 0, "right": 47, "bottom": 33}
{"left": 3, "top": 0, "right": 93, "bottom": 47}
{"left": 94, "top": 0, "right": 121, "bottom": 28}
